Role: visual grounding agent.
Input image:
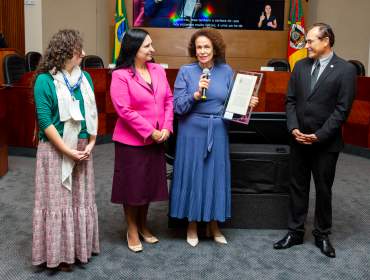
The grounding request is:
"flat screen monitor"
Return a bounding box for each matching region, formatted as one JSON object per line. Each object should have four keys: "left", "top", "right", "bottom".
{"left": 133, "top": 0, "right": 285, "bottom": 30}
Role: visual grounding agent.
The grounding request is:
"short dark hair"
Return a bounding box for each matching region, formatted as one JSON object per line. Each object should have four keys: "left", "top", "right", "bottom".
{"left": 188, "top": 28, "right": 226, "bottom": 64}
{"left": 115, "top": 28, "right": 149, "bottom": 69}
{"left": 309, "top": 22, "right": 335, "bottom": 47}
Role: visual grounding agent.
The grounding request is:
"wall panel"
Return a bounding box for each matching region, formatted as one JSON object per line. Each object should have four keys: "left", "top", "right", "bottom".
{"left": 0, "top": 0, "right": 25, "bottom": 54}
{"left": 118, "top": 0, "right": 308, "bottom": 70}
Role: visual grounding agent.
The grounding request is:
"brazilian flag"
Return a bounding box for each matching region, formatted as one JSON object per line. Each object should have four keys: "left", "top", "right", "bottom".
{"left": 113, "top": 0, "right": 129, "bottom": 64}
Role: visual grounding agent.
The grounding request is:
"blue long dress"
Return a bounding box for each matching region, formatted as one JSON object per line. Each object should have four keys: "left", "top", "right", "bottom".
{"left": 169, "top": 62, "right": 233, "bottom": 222}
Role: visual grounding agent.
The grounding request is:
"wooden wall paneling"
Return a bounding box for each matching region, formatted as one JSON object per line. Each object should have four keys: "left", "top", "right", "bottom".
{"left": 0, "top": 0, "right": 3, "bottom": 32}
{"left": 145, "top": 29, "right": 289, "bottom": 69}
{"left": 119, "top": 0, "right": 309, "bottom": 70}
{"left": 154, "top": 55, "right": 286, "bottom": 71}
{"left": 0, "top": 0, "right": 25, "bottom": 54}
{"left": 221, "top": 58, "right": 272, "bottom": 72}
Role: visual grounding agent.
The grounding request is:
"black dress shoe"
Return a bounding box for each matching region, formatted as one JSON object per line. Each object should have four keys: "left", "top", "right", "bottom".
{"left": 315, "top": 236, "right": 336, "bottom": 258}
{"left": 273, "top": 232, "right": 304, "bottom": 249}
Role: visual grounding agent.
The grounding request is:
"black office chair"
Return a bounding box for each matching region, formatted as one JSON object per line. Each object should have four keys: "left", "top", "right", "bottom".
{"left": 267, "top": 59, "right": 290, "bottom": 72}
{"left": 348, "top": 60, "right": 366, "bottom": 76}
{"left": 25, "top": 51, "right": 42, "bottom": 72}
{"left": 81, "top": 55, "right": 104, "bottom": 69}
{"left": 3, "top": 54, "right": 26, "bottom": 85}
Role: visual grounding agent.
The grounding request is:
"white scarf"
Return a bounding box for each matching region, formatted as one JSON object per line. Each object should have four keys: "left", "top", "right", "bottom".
{"left": 52, "top": 66, "right": 98, "bottom": 191}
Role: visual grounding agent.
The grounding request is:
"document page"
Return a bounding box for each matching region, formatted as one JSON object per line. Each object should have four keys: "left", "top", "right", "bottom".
{"left": 225, "top": 73, "right": 257, "bottom": 115}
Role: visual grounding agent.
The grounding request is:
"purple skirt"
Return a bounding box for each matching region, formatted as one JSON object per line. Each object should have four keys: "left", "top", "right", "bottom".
{"left": 111, "top": 142, "right": 168, "bottom": 205}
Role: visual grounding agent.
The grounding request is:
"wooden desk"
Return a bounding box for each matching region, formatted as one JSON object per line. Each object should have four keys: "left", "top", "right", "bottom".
{"left": 4, "top": 72, "right": 36, "bottom": 147}
{"left": 85, "top": 68, "right": 115, "bottom": 135}
{"left": 0, "top": 88, "right": 8, "bottom": 176}
{"left": 343, "top": 76, "right": 370, "bottom": 148}
{"left": 0, "top": 48, "right": 18, "bottom": 85}
{"left": 4, "top": 69, "right": 370, "bottom": 149}
{"left": 257, "top": 71, "right": 290, "bottom": 112}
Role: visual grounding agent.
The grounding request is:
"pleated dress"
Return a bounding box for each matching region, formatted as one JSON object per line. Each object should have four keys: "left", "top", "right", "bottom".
{"left": 170, "top": 63, "right": 234, "bottom": 222}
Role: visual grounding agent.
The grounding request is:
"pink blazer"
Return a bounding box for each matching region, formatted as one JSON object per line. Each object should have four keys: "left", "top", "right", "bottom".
{"left": 110, "top": 63, "right": 174, "bottom": 146}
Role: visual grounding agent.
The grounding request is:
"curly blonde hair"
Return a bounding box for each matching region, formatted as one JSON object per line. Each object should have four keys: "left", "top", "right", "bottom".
{"left": 36, "top": 29, "right": 83, "bottom": 74}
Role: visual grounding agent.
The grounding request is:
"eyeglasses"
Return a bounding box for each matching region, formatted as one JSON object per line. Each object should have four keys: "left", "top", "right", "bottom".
{"left": 305, "top": 37, "right": 328, "bottom": 45}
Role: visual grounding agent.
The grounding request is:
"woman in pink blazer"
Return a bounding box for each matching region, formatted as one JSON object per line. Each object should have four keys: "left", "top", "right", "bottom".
{"left": 110, "top": 29, "right": 174, "bottom": 253}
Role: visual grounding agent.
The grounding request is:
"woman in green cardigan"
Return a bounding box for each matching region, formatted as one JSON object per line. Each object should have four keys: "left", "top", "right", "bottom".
{"left": 32, "top": 29, "right": 99, "bottom": 271}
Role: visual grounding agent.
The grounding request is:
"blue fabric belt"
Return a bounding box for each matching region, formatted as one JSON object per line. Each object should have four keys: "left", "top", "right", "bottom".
{"left": 205, "top": 115, "right": 214, "bottom": 158}
{"left": 193, "top": 113, "right": 222, "bottom": 159}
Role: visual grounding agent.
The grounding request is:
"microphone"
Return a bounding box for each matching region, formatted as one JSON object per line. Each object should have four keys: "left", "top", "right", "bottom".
{"left": 201, "top": 68, "right": 210, "bottom": 101}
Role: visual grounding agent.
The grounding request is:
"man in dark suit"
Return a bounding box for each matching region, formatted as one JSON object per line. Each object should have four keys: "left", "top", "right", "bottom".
{"left": 273, "top": 23, "right": 356, "bottom": 258}
{"left": 144, "top": 0, "right": 177, "bottom": 27}
{"left": 176, "top": 0, "right": 202, "bottom": 19}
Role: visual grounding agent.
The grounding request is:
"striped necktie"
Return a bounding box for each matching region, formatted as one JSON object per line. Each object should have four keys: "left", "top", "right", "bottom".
{"left": 311, "top": 61, "right": 321, "bottom": 91}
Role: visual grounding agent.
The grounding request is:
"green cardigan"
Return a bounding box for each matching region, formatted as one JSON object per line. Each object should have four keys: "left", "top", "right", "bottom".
{"left": 33, "top": 71, "right": 94, "bottom": 141}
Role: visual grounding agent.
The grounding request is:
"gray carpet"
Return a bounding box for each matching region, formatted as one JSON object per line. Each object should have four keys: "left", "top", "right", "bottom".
{"left": 0, "top": 143, "right": 369, "bottom": 280}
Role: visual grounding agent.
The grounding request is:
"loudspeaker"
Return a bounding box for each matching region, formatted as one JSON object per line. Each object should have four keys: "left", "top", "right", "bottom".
{"left": 168, "top": 143, "right": 291, "bottom": 229}
{"left": 168, "top": 193, "right": 289, "bottom": 229}
{"left": 230, "top": 144, "right": 290, "bottom": 194}
{"left": 223, "top": 193, "right": 289, "bottom": 229}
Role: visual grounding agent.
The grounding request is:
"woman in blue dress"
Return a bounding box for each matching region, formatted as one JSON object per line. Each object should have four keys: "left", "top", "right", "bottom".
{"left": 170, "top": 28, "right": 259, "bottom": 246}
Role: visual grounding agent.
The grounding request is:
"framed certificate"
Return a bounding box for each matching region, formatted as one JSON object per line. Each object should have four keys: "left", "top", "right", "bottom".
{"left": 222, "top": 71, "right": 263, "bottom": 125}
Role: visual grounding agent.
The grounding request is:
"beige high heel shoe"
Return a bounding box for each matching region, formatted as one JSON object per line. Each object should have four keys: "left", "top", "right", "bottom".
{"left": 206, "top": 224, "right": 228, "bottom": 244}
{"left": 187, "top": 223, "right": 199, "bottom": 247}
{"left": 138, "top": 231, "right": 159, "bottom": 244}
{"left": 126, "top": 232, "right": 143, "bottom": 253}
{"left": 186, "top": 234, "right": 199, "bottom": 247}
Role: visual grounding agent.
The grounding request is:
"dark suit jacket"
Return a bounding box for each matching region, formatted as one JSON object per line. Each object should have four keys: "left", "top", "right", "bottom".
{"left": 144, "top": 0, "right": 177, "bottom": 27}
{"left": 176, "top": 0, "right": 204, "bottom": 18}
{"left": 286, "top": 54, "right": 357, "bottom": 152}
